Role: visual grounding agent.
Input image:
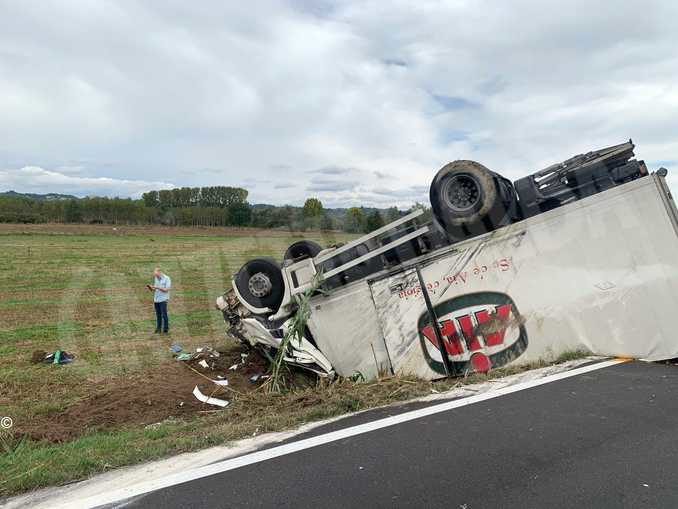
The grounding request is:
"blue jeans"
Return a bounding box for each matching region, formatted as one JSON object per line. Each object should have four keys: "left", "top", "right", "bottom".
{"left": 154, "top": 301, "right": 169, "bottom": 332}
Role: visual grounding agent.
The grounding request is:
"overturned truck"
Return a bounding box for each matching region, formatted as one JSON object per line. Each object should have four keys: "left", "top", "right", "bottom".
{"left": 217, "top": 141, "right": 678, "bottom": 380}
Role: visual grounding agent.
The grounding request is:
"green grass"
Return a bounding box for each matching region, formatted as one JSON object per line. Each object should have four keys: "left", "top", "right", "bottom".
{"left": 0, "top": 225, "right": 356, "bottom": 490}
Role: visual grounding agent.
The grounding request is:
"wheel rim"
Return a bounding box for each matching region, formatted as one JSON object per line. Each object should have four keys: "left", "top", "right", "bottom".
{"left": 248, "top": 272, "right": 272, "bottom": 298}
{"left": 443, "top": 174, "right": 481, "bottom": 212}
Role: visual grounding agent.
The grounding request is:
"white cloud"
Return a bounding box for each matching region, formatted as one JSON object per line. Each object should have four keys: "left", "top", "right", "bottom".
{"left": 0, "top": 1, "right": 677, "bottom": 206}
{"left": 0, "top": 167, "right": 175, "bottom": 198}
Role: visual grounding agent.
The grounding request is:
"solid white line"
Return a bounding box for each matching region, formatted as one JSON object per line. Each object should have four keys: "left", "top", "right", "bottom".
{"left": 66, "top": 358, "right": 625, "bottom": 509}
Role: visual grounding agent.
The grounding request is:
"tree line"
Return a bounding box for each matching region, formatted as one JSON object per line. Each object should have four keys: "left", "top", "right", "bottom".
{"left": 0, "top": 185, "right": 410, "bottom": 233}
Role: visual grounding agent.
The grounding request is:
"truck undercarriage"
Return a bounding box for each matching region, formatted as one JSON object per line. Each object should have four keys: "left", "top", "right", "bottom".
{"left": 217, "top": 141, "right": 672, "bottom": 380}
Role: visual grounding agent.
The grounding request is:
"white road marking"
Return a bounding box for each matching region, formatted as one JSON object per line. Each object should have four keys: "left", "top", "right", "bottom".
{"left": 59, "top": 359, "right": 626, "bottom": 509}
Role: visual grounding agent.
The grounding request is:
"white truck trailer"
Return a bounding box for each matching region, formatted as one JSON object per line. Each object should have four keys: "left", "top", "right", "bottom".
{"left": 217, "top": 143, "right": 678, "bottom": 381}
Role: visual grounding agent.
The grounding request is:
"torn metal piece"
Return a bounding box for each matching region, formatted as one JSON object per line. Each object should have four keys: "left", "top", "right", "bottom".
{"left": 192, "top": 386, "right": 229, "bottom": 408}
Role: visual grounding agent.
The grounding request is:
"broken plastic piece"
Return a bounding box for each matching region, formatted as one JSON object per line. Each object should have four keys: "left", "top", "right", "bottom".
{"left": 43, "top": 350, "right": 75, "bottom": 365}
{"left": 170, "top": 344, "right": 183, "bottom": 354}
{"left": 192, "top": 386, "right": 229, "bottom": 408}
{"left": 212, "top": 379, "right": 229, "bottom": 386}
{"left": 198, "top": 359, "right": 210, "bottom": 369}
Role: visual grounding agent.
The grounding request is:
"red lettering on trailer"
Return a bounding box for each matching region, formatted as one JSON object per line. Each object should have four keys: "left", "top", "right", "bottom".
{"left": 421, "top": 303, "right": 515, "bottom": 354}
{"left": 473, "top": 303, "right": 512, "bottom": 346}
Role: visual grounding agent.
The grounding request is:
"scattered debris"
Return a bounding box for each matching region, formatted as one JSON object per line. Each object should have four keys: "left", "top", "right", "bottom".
{"left": 249, "top": 373, "right": 270, "bottom": 383}
{"left": 192, "top": 386, "right": 229, "bottom": 408}
{"left": 212, "top": 379, "right": 229, "bottom": 387}
{"left": 30, "top": 349, "right": 74, "bottom": 365}
{"left": 174, "top": 346, "right": 222, "bottom": 364}
{"left": 229, "top": 364, "right": 239, "bottom": 371}
{"left": 21, "top": 345, "right": 270, "bottom": 443}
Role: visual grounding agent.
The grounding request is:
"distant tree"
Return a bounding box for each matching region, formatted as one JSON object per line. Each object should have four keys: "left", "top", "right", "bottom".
{"left": 142, "top": 191, "right": 159, "bottom": 208}
{"left": 158, "top": 189, "right": 173, "bottom": 209}
{"left": 364, "top": 210, "right": 384, "bottom": 233}
{"left": 344, "top": 207, "right": 366, "bottom": 233}
{"left": 409, "top": 202, "right": 433, "bottom": 224}
{"left": 64, "top": 199, "right": 82, "bottom": 223}
{"left": 320, "top": 213, "right": 334, "bottom": 231}
{"left": 302, "top": 198, "right": 324, "bottom": 218}
{"left": 228, "top": 202, "right": 252, "bottom": 226}
{"left": 385, "top": 206, "right": 401, "bottom": 223}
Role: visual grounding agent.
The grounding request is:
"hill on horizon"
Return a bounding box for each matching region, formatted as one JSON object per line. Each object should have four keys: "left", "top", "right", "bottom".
{"left": 0, "top": 190, "right": 78, "bottom": 201}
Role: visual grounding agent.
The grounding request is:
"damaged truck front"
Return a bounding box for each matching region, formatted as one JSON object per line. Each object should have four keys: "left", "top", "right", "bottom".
{"left": 217, "top": 141, "right": 678, "bottom": 381}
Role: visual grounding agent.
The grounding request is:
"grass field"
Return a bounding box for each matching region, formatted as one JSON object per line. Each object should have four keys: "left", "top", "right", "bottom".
{"left": 0, "top": 223, "right": 360, "bottom": 494}
{"left": 0, "top": 223, "right": 588, "bottom": 497}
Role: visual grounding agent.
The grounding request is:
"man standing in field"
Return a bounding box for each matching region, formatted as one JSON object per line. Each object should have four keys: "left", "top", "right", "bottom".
{"left": 148, "top": 268, "right": 171, "bottom": 334}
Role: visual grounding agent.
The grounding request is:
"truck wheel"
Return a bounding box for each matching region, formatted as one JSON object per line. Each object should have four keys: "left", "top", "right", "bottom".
{"left": 513, "top": 176, "right": 539, "bottom": 219}
{"left": 430, "top": 160, "right": 518, "bottom": 240}
{"left": 284, "top": 240, "right": 322, "bottom": 262}
{"left": 234, "top": 258, "right": 285, "bottom": 313}
{"left": 430, "top": 160, "right": 497, "bottom": 226}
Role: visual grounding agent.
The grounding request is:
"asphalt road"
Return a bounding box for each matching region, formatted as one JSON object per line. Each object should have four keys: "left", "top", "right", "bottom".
{"left": 124, "top": 361, "right": 678, "bottom": 508}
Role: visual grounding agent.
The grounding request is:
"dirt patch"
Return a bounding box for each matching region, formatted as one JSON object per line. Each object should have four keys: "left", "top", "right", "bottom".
{"left": 21, "top": 345, "right": 269, "bottom": 443}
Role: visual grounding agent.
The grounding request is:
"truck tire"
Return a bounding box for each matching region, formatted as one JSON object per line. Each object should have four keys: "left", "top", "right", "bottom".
{"left": 234, "top": 258, "right": 285, "bottom": 313}
{"left": 430, "top": 160, "right": 519, "bottom": 242}
{"left": 321, "top": 243, "right": 383, "bottom": 289}
{"left": 513, "top": 176, "right": 540, "bottom": 219}
{"left": 284, "top": 240, "right": 322, "bottom": 262}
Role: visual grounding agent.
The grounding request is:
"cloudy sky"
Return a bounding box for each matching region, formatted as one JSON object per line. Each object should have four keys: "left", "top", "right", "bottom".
{"left": 1, "top": 0, "right": 677, "bottom": 207}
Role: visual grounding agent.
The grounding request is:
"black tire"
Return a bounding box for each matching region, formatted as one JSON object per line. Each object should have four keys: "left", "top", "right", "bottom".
{"left": 321, "top": 243, "right": 383, "bottom": 289}
{"left": 284, "top": 240, "right": 322, "bottom": 262}
{"left": 430, "top": 160, "right": 518, "bottom": 241}
{"left": 381, "top": 225, "right": 424, "bottom": 265}
{"left": 513, "top": 176, "right": 539, "bottom": 219}
{"left": 234, "top": 258, "right": 285, "bottom": 313}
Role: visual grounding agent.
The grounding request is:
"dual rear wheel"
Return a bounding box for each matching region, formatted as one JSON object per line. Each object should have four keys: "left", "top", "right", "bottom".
{"left": 429, "top": 160, "right": 519, "bottom": 243}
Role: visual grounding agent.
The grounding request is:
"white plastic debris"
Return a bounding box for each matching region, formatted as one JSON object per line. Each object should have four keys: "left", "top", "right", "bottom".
{"left": 212, "top": 379, "right": 229, "bottom": 386}
{"left": 198, "top": 359, "right": 210, "bottom": 369}
{"left": 192, "top": 386, "right": 229, "bottom": 408}
{"left": 229, "top": 364, "right": 239, "bottom": 371}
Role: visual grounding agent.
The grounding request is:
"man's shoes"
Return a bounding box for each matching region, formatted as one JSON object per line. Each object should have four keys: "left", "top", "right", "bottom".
{"left": 154, "top": 329, "right": 161, "bottom": 334}
{"left": 163, "top": 330, "right": 169, "bottom": 334}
